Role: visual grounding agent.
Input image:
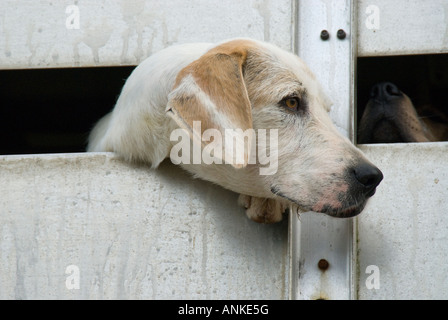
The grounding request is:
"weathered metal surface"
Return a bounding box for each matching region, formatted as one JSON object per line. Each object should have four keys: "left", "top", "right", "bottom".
{"left": 0, "top": 153, "right": 289, "bottom": 299}
{"left": 0, "top": 0, "right": 294, "bottom": 69}
{"left": 357, "top": 143, "right": 448, "bottom": 299}
{"left": 358, "top": 0, "right": 448, "bottom": 56}
{"left": 292, "top": 0, "right": 355, "bottom": 300}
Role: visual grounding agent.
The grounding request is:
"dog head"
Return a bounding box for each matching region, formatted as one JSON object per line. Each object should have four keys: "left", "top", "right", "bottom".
{"left": 358, "top": 82, "right": 448, "bottom": 143}
{"left": 358, "top": 82, "right": 432, "bottom": 143}
{"left": 167, "top": 39, "right": 383, "bottom": 218}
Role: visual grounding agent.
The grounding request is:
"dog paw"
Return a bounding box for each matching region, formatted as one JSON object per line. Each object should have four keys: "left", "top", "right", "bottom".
{"left": 238, "top": 194, "right": 288, "bottom": 224}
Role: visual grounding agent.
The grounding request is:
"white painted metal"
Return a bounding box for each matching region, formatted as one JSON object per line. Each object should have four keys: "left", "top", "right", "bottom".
{"left": 357, "top": 143, "right": 448, "bottom": 299}
{"left": 354, "top": 0, "right": 448, "bottom": 300}
{"left": 358, "top": 0, "right": 448, "bottom": 56}
{"left": 0, "top": 0, "right": 294, "bottom": 69}
{"left": 291, "top": 0, "right": 355, "bottom": 300}
{"left": 0, "top": 0, "right": 295, "bottom": 300}
{"left": 0, "top": 153, "right": 289, "bottom": 299}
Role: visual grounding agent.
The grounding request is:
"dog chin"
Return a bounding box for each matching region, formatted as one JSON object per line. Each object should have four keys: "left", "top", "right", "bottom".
{"left": 270, "top": 186, "right": 367, "bottom": 218}
{"left": 318, "top": 202, "right": 367, "bottom": 218}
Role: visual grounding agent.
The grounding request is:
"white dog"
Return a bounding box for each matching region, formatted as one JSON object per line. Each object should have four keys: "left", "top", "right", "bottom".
{"left": 88, "top": 38, "right": 383, "bottom": 223}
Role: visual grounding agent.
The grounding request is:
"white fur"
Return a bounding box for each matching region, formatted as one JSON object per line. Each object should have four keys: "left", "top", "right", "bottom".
{"left": 88, "top": 43, "right": 213, "bottom": 167}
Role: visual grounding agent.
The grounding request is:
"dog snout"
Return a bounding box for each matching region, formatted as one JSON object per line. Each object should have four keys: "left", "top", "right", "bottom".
{"left": 351, "top": 162, "right": 383, "bottom": 197}
{"left": 370, "top": 82, "right": 402, "bottom": 101}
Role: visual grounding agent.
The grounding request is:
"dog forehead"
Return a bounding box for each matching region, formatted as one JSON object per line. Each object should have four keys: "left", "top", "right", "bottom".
{"left": 192, "top": 38, "right": 332, "bottom": 110}
{"left": 274, "top": 50, "right": 326, "bottom": 99}
{"left": 239, "top": 40, "right": 333, "bottom": 110}
{"left": 210, "top": 38, "right": 315, "bottom": 85}
{"left": 268, "top": 45, "right": 333, "bottom": 110}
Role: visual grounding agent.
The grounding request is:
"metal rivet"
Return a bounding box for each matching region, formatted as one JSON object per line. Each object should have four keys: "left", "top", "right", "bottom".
{"left": 320, "top": 30, "right": 330, "bottom": 40}
{"left": 337, "top": 29, "right": 346, "bottom": 40}
{"left": 318, "top": 259, "right": 329, "bottom": 271}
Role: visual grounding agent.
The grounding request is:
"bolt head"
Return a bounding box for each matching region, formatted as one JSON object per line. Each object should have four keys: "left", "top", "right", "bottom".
{"left": 320, "top": 30, "right": 330, "bottom": 40}
{"left": 337, "top": 29, "right": 347, "bottom": 40}
{"left": 318, "top": 259, "right": 330, "bottom": 271}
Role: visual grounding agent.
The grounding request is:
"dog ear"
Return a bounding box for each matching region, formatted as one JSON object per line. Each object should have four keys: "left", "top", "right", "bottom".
{"left": 166, "top": 40, "right": 254, "bottom": 168}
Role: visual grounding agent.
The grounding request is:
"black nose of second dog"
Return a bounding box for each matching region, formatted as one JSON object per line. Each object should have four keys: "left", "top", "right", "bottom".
{"left": 370, "top": 82, "right": 402, "bottom": 100}
{"left": 353, "top": 162, "right": 383, "bottom": 197}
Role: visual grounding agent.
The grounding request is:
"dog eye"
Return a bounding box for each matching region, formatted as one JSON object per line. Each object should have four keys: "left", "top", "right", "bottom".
{"left": 280, "top": 97, "right": 301, "bottom": 111}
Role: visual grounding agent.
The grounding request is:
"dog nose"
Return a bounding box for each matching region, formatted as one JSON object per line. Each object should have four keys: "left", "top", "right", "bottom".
{"left": 353, "top": 162, "right": 383, "bottom": 197}
{"left": 370, "top": 82, "right": 402, "bottom": 100}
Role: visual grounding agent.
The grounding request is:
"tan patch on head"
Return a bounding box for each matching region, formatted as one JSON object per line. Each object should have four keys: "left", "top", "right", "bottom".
{"left": 167, "top": 39, "right": 260, "bottom": 167}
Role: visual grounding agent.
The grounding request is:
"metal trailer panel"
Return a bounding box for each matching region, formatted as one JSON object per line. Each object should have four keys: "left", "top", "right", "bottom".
{"left": 357, "top": 143, "right": 448, "bottom": 299}
{"left": 357, "top": 0, "right": 448, "bottom": 56}
{"left": 0, "top": 0, "right": 293, "bottom": 300}
{"left": 0, "top": 153, "right": 289, "bottom": 299}
{"left": 0, "top": 0, "right": 294, "bottom": 69}
{"left": 292, "top": 0, "right": 355, "bottom": 300}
